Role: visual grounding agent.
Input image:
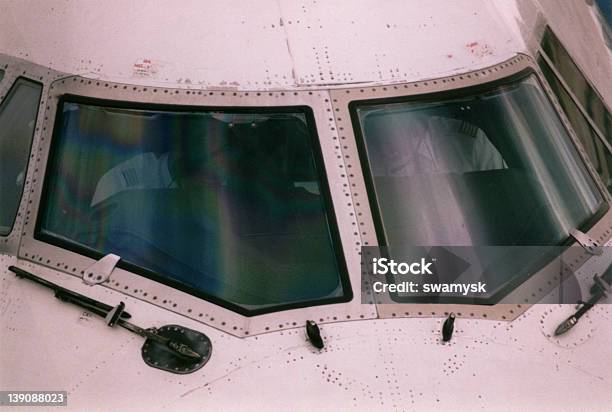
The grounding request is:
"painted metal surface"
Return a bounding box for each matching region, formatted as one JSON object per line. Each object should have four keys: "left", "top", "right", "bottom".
{"left": 329, "top": 53, "right": 612, "bottom": 321}
{"left": 0, "top": 1, "right": 530, "bottom": 89}
{"left": 1, "top": 253, "right": 611, "bottom": 411}
{"left": 1, "top": 0, "right": 611, "bottom": 410}
{"left": 0, "top": 1, "right": 609, "bottom": 94}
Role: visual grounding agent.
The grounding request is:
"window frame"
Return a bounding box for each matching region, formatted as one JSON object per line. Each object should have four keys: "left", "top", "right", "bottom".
{"left": 0, "top": 55, "right": 63, "bottom": 256}
{"left": 328, "top": 54, "right": 612, "bottom": 319}
{"left": 537, "top": 26, "right": 612, "bottom": 191}
{"left": 537, "top": 53, "right": 611, "bottom": 148}
{"left": 349, "top": 68, "right": 608, "bottom": 250}
{"left": 18, "top": 76, "right": 376, "bottom": 336}
{"left": 34, "top": 93, "right": 353, "bottom": 317}
{"left": 347, "top": 69, "right": 608, "bottom": 306}
{"left": 0, "top": 76, "right": 43, "bottom": 237}
{"left": 15, "top": 54, "right": 612, "bottom": 333}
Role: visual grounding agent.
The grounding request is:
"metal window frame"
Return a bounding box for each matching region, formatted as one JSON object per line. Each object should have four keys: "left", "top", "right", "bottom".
{"left": 537, "top": 53, "right": 612, "bottom": 189}
{"left": 0, "top": 77, "right": 44, "bottom": 237}
{"left": 537, "top": 50, "right": 612, "bottom": 155}
{"left": 328, "top": 54, "right": 612, "bottom": 321}
{"left": 0, "top": 54, "right": 65, "bottom": 255}
{"left": 34, "top": 93, "right": 354, "bottom": 317}
{"left": 17, "top": 73, "right": 377, "bottom": 337}
{"left": 6, "top": 52, "right": 612, "bottom": 335}
{"left": 539, "top": 26, "right": 612, "bottom": 123}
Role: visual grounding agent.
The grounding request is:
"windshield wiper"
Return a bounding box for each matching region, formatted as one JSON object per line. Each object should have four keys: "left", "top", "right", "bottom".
{"left": 9, "top": 265, "right": 212, "bottom": 373}
{"left": 554, "top": 262, "right": 612, "bottom": 336}
{"left": 9, "top": 265, "right": 132, "bottom": 319}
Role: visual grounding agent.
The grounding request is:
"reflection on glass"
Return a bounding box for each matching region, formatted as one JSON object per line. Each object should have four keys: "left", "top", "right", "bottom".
{"left": 541, "top": 27, "right": 612, "bottom": 140}
{"left": 353, "top": 75, "right": 605, "bottom": 299}
{"left": 39, "top": 103, "right": 348, "bottom": 313}
{"left": 594, "top": 0, "right": 612, "bottom": 47}
{"left": 0, "top": 78, "right": 42, "bottom": 235}
{"left": 539, "top": 57, "right": 612, "bottom": 193}
{"left": 356, "top": 76, "right": 603, "bottom": 246}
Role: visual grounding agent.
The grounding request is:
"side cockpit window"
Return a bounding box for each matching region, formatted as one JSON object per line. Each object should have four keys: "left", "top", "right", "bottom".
{"left": 37, "top": 100, "right": 350, "bottom": 315}
{"left": 0, "top": 78, "right": 42, "bottom": 235}
{"left": 538, "top": 26, "right": 612, "bottom": 193}
{"left": 0, "top": 69, "right": 5, "bottom": 83}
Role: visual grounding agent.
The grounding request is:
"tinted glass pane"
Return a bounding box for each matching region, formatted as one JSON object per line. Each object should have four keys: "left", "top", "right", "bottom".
{"left": 353, "top": 75, "right": 605, "bottom": 300}
{"left": 354, "top": 75, "right": 603, "bottom": 247}
{"left": 0, "top": 78, "right": 42, "bottom": 235}
{"left": 38, "top": 101, "right": 349, "bottom": 313}
{"left": 541, "top": 28, "right": 612, "bottom": 140}
{"left": 539, "top": 57, "right": 612, "bottom": 193}
{"left": 595, "top": 0, "right": 612, "bottom": 28}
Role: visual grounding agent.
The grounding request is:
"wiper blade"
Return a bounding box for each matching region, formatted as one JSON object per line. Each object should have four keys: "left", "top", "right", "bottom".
{"left": 10, "top": 265, "right": 131, "bottom": 320}
{"left": 554, "top": 301, "right": 592, "bottom": 336}
{"left": 54, "top": 289, "right": 201, "bottom": 359}
{"left": 9, "top": 265, "right": 211, "bottom": 370}
{"left": 554, "top": 263, "right": 612, "bottom": 336}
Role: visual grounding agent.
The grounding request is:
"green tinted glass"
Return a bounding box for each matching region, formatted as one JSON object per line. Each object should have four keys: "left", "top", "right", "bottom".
{"left": 38, "top": 101, "right": 350, "bottom": 314}
{"left": 0, "top": 78, "right": 42, "bottom": 235}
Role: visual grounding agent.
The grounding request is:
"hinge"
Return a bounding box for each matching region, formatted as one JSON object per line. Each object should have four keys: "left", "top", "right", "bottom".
{"left": 569, "top": 229, "right": 603, "bottom": 255}
{"left": 83, "top": 253, "right": 120, "bottom": 285}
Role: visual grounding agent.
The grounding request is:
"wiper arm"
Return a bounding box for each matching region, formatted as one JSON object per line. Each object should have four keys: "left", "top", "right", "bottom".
{"left": 10, "top": 265, "right": 131, "bottom": 320}
{"left": 9, "top": 265, "right": 211, "bottom": 372}
{"left": 554, "top": 263, "right": 612, "bottom": 336}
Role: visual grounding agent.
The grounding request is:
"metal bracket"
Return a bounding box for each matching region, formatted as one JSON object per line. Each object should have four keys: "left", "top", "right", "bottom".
{"left": 83, "top": 254, "right": 120, "bottom": 285}
{"left": 569, "top": 229, "right": 603, "bottom": 256}
{"left": 105, "top": 302, "right": 126, "bottom": 326}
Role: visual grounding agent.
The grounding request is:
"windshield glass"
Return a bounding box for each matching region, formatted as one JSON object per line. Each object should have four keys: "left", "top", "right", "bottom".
{"left": 354, "top": 75, "right": 604, "bottom": 247}
{"left": 0, "top": 78, "right": 42, "bottom": 235}
{"left": 538, "top": 57, "right": 612, "bottom": 193}
{"left": 38, "top": 100, "right": 350, "bottom": 314}
{"left": 352, "top": 75, "right": 606, "bottom": 300}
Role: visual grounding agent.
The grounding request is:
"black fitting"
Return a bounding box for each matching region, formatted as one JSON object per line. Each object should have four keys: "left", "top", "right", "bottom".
{"left": 442, "top": 313, "right": 455, "bottom": 342}
{"left": 306, "top": 320, "right": 324, "bottom": 349}
{"left": 106, "top": 302, "right": 126, "bottom": 327}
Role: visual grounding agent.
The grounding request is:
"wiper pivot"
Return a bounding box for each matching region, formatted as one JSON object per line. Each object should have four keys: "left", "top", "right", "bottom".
{"left": 554, "top": 266, "right": 612, "bottom": 336}
{"left": 10, "top": 265, "right": 211, "bottom": 374}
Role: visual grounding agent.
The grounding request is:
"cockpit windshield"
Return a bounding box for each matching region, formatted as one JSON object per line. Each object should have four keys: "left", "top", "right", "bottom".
{"left": 37, "top": 100, "right": 350, "bottom": 314}
{"left": 354, "top": 75, "right": 605, "bottom": 247}
{"left": 352, "top": 75, "right": 606, "bottom": 300}
{"left": 0, "top": 78, "right": 42, "bottom": 235}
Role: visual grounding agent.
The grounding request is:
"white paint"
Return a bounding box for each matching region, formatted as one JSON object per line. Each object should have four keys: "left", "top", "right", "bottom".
{"left": 0, "top": 0, "right": 524, "bottom": 89}
{"left": 1, "top": 254, "right": 611, "bottom": 411}
{"left": 1, "top": 1, "right": 612, "bottom": 410}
